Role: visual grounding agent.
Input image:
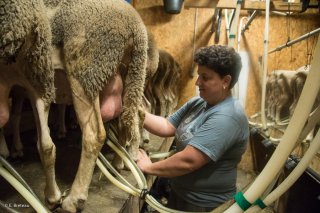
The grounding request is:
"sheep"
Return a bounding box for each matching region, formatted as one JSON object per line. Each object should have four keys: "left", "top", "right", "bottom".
{"left": 265, "top": 70, "right": 296, "bottom": 122}
{"left": 1, "top": 29, "right": 159, "bottom": 162}
{"left": 0, "top": 0, "right": 58, "bottom": 209}
{"left": 140, "top": 49, "right": 181, "bottom": 145}
{"left": 265, "top": 66, "right": 319, "bottom": 124}
{"left": 289, "top": 66, "right": 320, "bottom": 142}
{"left": 150, "top": 49, "right": 181, "bottom": 117}
{"left": 7, "top": 87, "right": 26, "bottom": 158}
{"left": 0, "top": 0, "right": 56, "bottom": 163}
{"left": 0, "top": 92, "right": 73, "bottom": 160}
{"left": 1, "top": 0, "right": 148, "bottom": 212}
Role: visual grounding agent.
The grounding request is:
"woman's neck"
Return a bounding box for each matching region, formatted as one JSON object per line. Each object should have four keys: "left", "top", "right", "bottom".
{"left": 207, "top": 93, "right": 232, "bottom": 107}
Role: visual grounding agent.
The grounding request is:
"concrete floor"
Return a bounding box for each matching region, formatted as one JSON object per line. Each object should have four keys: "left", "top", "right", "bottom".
{"left": 0, "top": 129, "right": 256, "bottom": 213}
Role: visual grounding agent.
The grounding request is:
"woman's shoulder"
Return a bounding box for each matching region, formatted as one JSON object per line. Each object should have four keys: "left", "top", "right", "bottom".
{"left": 187, "top": 96, "right": 205, "bottom": 105}
{"left": 209, "top": 98, "right": 247, "bottom": 121}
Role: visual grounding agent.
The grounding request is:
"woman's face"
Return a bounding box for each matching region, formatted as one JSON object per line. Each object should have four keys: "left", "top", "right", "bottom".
{"left": 195, "top": 65, "right": 230, "bottom": 105}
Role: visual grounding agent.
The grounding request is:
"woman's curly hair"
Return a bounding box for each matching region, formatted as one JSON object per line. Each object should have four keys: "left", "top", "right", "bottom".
{"left": 194, "top": 45, "right": 242, "bottom": 89}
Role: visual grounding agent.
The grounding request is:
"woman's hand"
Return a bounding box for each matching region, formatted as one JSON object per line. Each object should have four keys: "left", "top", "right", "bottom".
{"left": 136, "top": 149, "right": 152, "bottom": 173}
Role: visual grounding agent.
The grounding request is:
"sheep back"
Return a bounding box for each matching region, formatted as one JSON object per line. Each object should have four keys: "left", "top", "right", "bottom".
{"left": 47, "top": 0, "right": 148, "bottom": 100}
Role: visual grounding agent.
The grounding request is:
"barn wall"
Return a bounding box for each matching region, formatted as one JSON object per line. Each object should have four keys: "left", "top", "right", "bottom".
{"left": 135, "top": 1, "right": 320, "bottom": 172}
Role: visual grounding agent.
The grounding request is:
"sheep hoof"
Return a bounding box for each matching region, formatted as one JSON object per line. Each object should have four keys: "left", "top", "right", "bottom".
{"left": 45, "top": 197, "right": 62, "bottom": 211}
{"left": 61, "top": 197, "right": 78, "bottom": 213}
{"left": 76, "top": 199, "right": 86, "bottom": 212}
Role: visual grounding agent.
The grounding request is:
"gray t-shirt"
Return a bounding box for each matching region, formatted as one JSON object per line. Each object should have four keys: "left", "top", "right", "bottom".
{"left": 168, "top": 96, "right": 249, "bottom": 208}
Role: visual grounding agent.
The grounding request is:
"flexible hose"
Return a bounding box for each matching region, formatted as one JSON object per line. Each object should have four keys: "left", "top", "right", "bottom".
{"left": 149, "top": 150, "right": 175, "bottom": 159}
{"left": 245, "top": 130, "right": 320, "bottom": 212}
{"left": 106, "top": 140, "right": 146, "bottom": 189}
{"left": 0, "top": 156, "right": 39, "bottom": 199}
{"left": 98, "top": 140, "right": 208, "bottom": 213}
{"left": 0, "top": 166, "right": 49, "bottom": 213}
{"left": 225, "top": 34, "right": 320, "bottom": 213}
{"left": 96, "top": 159, "right": 139, "bottom": 196}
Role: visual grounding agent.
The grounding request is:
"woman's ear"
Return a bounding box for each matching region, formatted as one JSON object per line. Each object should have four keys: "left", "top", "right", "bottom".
{"left": 223, "top": 75, "right": 232, "bottom": 89}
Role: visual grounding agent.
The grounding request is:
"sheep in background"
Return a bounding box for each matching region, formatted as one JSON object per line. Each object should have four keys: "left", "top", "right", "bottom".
{"left": 1, "top": 0, "right": 148, "bottom": 212}
{"left": 151, "top": 49, "right": 181, "bottom": 117}
{"left": 143, "top": 31, "right": 160, "bottom": 116}
{"left": 265, "top": 70, "right": 296, "bottom": 122}
{"left": 140, "top": 49, "right": 181, "bottom": 144}
{"left": 265, "top": 65, "right": 319, "bottom": 124}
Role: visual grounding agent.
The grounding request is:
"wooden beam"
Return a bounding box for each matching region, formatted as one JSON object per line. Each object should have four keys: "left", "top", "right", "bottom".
{"left": 184, "top": 0, "right": 218, "bottom": 8}
{"left": 184, "top": 0, "right": 303, "bottom": 12}
{"left": 270, "top": 1, "right": 302, "bottom": 12}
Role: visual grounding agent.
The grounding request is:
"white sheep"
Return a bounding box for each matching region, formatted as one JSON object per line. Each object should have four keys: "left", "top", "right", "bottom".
{"left": 1, "top": 0, "right": 148, "bottom": 212}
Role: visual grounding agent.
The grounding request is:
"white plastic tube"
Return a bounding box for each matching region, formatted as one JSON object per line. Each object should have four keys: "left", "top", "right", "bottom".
{"left": 97, "top": 152, "right": 206, "bottom": 213}
{"left": 106, "top": 140, "right": 146, "bottom": 189}
{"left": 96, "top": 159, "right": 139, "bottom": 196}
{"left": 296, "top": 105, "right": 320, "bottom": 144}
{"left": 245, "top": 130, "right": 320, "bottom": 213}
{"left": 0, "top": 166, "right": 49, "bottom": 213}
{"left": 260, "top": 0, "right": 270, "bottom": 133}
{"left": 149, "top": 150, "right": 175, "bottom": 159}
{"left": 224, "top": 34, "right": 320, "bottom": 213}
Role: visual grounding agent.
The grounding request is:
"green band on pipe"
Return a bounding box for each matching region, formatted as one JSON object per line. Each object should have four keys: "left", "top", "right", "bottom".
{"left": 229, "top": 34, "right": 236, "bottom": 38}
{"left": 237, "top": 0, "right": 242, "bottom": 4}
{"left": 234, "top": 191, "right": 252, "bottom": 211}
{"left": 254, "top": 198, "right": 267, "bottom": 209}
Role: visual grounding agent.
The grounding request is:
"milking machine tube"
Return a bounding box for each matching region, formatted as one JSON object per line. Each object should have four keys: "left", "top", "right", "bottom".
{"left": 106, "top": 140, "right": 146, "bottom": 189}
{"left": 245, "top": 130, "right": 320, "bottom": 212}
{"left": 224, "top": 34, "right": 320, "bottom": 213}
{"left": 0, "top": 156, "right": 39, "bottom": 199}
{"left": 149, "top": 150, "right": 175, "bottom": 159}
{"left": 0, "top": 166, "right": 49, "bottom": 213}
{"left": 98, "top": 139, "right": 209, "bottom": 213}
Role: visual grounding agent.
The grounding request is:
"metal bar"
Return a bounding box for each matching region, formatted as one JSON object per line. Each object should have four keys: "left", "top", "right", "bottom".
{"left": 241, "top": 10, "right": 259, "bottom": 34}
{"left": 269, "top": 28, "right": 320, "bottom": 54}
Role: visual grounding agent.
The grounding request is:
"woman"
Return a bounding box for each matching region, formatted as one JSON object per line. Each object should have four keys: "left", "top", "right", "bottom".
{"left": 137, "top": 45, "right": 249, "bottom": 211}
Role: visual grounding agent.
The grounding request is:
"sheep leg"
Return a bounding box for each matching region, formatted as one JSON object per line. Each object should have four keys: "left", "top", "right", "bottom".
{"left": 0, "top": 129, "right": 9, "bottom": 158}
{"left": 113, "top": 79, "right": 145, "bottom": 170}
{"left": 62, "top": 77, "right": 105, "bottom": 213}
{"left": 112, "top": 99, "right": 144, "bottom": 170}
{"left": 0, "top": 82, "right": 10, "bottom": 129}
{"left": 99, "top": 73, "right": 125, "bottom": 169}
{"left": 10, "top": 87, "right": 25, "bottom": 158}
{"left": 30, "top": 95, "right": 61, "bottom": 209}
{"left": 116, "top": 85, "right": 144, "bottom": 169}
{"left": 0, "top": 82, "right": 10, "bottom": 158}
{"left": 141, "top": 95, "right": 151, "bottom": 144}
{"left": 57, "top": 104, "right": 67, "bottom": 139}
{"left": 118, "top": 106, "right": 141, "bottom": 163}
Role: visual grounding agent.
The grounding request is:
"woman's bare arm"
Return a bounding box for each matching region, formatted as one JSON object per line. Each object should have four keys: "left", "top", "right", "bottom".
{"left": 143, "top": 111, "right": 176, "bottom": 137}
{"left": 137, "top": 145, "right": 211, "bottom": 178}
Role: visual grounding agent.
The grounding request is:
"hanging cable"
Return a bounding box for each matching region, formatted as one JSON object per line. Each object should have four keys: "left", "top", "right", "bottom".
{"left": 189, "top": 8, "right": 198, "bottom": 78}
